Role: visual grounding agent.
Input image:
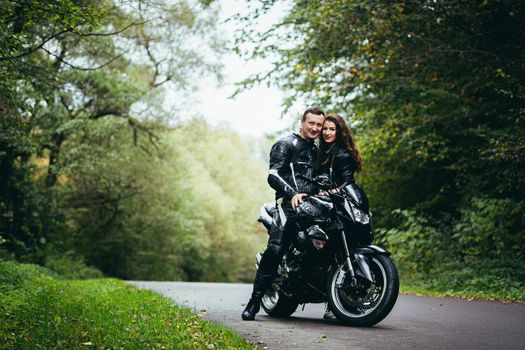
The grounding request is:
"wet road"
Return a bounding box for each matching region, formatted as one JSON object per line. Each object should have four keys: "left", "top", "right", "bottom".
{"left": 128, "top": 281, "right": 525, "bottom": 349}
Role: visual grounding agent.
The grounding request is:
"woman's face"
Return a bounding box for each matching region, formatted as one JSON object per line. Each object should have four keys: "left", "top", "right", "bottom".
{"left": 322, "top": 120, "right": 337, "bottom": 144}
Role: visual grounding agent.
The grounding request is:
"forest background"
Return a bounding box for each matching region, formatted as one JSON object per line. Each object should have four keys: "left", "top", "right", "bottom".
{"left": 1, "top": 0, "right": 524, "bottom": 299}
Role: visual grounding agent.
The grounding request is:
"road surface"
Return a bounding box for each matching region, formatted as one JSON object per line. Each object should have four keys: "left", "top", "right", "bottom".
{"left": 128, "top": 281, "right": 525, "bottom": 349}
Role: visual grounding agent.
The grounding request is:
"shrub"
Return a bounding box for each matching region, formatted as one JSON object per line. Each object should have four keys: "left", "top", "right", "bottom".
{"left": 44, "top": 253, "right": 103, "bottom": 279}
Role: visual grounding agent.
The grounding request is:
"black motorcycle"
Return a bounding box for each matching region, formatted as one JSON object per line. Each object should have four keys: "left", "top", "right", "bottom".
{"left": 256, "top": 175, "right": 399, "bottom": 327}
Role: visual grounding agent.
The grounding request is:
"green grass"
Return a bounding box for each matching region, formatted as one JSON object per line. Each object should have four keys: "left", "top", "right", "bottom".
{"left": 0, "top": 261, "right": 253, "bottom": 349}
{"left": 400, "top": 284, "right": 525, "bottom": 303}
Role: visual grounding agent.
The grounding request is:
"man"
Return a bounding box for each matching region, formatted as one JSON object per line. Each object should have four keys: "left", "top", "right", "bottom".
{"left": 241, "top": 107, "right": 325, "bottom": 321}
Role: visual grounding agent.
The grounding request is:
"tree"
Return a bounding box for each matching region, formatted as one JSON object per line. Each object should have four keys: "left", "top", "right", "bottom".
{"left": 0, "top": 0, "right": 223, "bottom": 262}
{"left": 1, "top": 0, "right": 107, "bottom": 262}
{"left": 55, "top": 119, "right": 270, "bottom": 280}
{"left": 235, "top": 0, "right": 525, "bottom": 283}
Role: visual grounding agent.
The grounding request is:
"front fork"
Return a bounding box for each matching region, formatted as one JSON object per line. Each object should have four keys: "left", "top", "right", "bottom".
{"left": 337, "top": 230, "right": 375, "bottom": 286}
{"left": 339, "top": 230, "right": 357, "bottom": 287}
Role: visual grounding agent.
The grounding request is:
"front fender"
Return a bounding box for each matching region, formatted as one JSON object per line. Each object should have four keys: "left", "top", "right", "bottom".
{"left": 351, "top": 245, "right": 391, "bottom": 283}
{"left": 352, "top": 244, "right": 391, "bottom": 256}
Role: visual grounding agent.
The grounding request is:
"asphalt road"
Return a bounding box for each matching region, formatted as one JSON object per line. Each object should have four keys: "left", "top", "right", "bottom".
{"left": 128, "top": 281, "right": 525, "bottom": 349}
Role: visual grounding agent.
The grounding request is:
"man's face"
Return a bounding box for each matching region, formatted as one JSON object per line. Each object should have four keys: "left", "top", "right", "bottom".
{"left": 300, "top": 113, "right": 325, "bottom": 141}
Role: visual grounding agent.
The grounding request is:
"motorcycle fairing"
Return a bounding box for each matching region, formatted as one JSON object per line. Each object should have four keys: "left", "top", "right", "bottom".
{"left": 342, "top": 183, "right": 369, "bottom": 211}
{"left": 342, "top": 194, "right": 371, "bottom": 225}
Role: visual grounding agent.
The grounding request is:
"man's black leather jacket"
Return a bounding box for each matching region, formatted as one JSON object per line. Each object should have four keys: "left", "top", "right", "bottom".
{"left": 267, "top": 133, "right": 319, "bottom": 200}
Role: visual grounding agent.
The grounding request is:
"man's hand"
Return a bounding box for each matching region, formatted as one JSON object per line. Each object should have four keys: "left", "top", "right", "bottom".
{"left": 291, "top": 193, "right": 307, "bottom": 210}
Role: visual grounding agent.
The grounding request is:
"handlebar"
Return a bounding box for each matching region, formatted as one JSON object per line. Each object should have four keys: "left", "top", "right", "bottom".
{"left": 296, "top": 174, "right": 332, "bottom": 191}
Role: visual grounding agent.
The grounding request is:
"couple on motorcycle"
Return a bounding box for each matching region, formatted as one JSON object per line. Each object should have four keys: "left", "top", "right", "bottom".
{"left": 242, "top": 108, "right": 364, "bottom": 321}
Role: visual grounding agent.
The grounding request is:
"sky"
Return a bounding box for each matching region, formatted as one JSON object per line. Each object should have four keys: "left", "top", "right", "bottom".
{"left": 191, "top": 0, "right": 299, "bottom": 137}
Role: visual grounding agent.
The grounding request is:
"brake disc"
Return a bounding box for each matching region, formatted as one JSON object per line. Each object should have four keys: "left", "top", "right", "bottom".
{"left": 339, "top": 281, "right": 376, "bottom": 309}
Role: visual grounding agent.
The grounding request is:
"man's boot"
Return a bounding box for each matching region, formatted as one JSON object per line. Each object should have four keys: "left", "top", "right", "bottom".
{"left": 241, "top": 271, "right": 274, "bottom": 321}
{"left": 323, "top": 302, "right": 336, "bottom": 319}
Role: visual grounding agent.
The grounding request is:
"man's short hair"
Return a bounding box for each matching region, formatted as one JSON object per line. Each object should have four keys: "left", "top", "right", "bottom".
{"left": 302, "top": 107, "right": 325, "bottom": 121}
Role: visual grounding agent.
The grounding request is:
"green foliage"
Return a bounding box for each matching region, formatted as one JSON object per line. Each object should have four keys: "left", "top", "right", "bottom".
{"left": 0, "top": 260, "right": 55, "bottom": 294}
{"left": 48, "top": 118, "right": 269, "bottom": 281}
{"left": 0, "top": 261, "right": 253, "bottom": 349}
{"left": 381, "top": 206, "right": 525, "bottom": 302}
{"left": 165, "top": 122, "right": 271, "bottom": 281}
{"left": 0, "top": 0, "right": 104, "bottom": 61}
{"left": 400, "top": 259, "right": 525, "bottom": 303}
{"left": 44, "top": 253, "right": 103, "bottom": 280}
{"left": 454, "top": 197, "right": 525, "bottom": 262}
{"left": 1, "top": 0, "right": 261, "bottom": 283}
{"left": 377, "top": 210, "right": 450, "bottom": 276}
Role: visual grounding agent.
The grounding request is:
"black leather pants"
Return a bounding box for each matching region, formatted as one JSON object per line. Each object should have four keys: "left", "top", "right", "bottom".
{"left": 248, "top": 199, "right": 297, "bottom": 302}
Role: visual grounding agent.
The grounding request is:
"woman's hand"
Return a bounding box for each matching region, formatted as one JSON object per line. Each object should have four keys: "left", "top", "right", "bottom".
{"left": 318, "top": 188, "right": 340, "bottom": 196}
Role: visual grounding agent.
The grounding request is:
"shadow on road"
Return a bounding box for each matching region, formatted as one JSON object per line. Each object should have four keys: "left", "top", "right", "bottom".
{"left": 255, "top": 314, "right": 399, "bottom": 332}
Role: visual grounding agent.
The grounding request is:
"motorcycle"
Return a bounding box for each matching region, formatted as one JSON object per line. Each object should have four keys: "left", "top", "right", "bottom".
{"left": 256, "top": 175, "right": 399, "bottom": 327}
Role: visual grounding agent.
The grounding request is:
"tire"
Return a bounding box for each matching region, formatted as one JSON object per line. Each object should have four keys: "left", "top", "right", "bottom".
{"left": 260, "top": 286, "right": 299, "bottom": 317}
{"left": 254, "top": 250, "right": 299, "bottom": 318}
{"left": 327, "top": 254, "right": 399, "bottom": 327}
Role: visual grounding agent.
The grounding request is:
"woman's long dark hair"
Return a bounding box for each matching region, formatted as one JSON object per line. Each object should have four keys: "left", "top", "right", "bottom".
{"left": 319, "top": 114, "right": 363, "bottom": 172}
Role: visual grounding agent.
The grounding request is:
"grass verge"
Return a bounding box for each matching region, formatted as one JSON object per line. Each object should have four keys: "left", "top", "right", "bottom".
{"left": 400, "top": 284, "right": 525, "bottom": 303}
{"left": 0, "top": 260, "right": 252, "bottom": 349}
{"left": 398, "top": 264, "right": 525, "bottom": 304}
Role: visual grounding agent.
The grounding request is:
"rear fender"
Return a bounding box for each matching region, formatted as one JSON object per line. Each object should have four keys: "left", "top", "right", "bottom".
{"left": 258, "top": 204, "right": 274, "bottom": 231}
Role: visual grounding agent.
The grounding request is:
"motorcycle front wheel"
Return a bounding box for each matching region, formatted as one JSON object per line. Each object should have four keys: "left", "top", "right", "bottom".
{"left": 327, "top": 254, "right": 399, "bottom": 327}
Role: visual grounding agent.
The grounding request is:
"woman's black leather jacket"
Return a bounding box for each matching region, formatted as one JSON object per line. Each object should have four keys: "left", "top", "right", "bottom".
{"left": 320, "top": 145, "right": 371, "bottom": 229}
{"left": 320, "top": 145, "right": 357, "bottom": 189}
{"left": 267, "top": 133, "right": 319, "bottom": 200}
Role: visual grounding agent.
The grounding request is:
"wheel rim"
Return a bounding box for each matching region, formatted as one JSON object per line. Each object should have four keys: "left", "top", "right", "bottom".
{"left": 262, "top": 288, "right": 279, "bottom": 311}
{"left": 330, "top": 257, "right": 387, "bottom": 318}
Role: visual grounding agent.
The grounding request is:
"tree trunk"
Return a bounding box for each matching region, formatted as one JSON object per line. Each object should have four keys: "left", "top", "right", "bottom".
{"left": 45, "top": 132, "right": 65, "bottom": 188}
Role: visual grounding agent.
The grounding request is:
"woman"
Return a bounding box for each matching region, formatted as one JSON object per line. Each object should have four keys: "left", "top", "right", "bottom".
{"left": 318, "top": 114, "right": 364, "bottom": 319}
{"left": 318, "top": 114, "right": 363, "bottom": 191}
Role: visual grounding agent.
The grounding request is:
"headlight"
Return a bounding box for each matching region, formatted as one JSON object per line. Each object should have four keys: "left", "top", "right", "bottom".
{"left": 307, "top": 225, "right": 329, "bottom": 249}
{"left": 311, "top": 239, "right": 327, "bottom": 250}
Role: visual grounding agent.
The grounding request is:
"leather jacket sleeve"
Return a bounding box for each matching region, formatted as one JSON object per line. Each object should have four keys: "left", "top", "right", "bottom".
{"left": 267, "top": 138, "right": 298, "bottom": 199}
{"left": 332, "top": 148, "right": 356, "bottom": 189}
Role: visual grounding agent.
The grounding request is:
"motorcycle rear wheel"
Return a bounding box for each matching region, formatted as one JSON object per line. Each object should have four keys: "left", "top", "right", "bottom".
{"left": 327, "top": 254, "right": 399, "bottom": 327}
{"left": 261, "top": 285, "right": 299, "bottom": 317}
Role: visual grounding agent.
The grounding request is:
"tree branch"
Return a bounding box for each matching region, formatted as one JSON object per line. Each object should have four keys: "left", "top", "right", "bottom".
{"left": 0, "top": 29, "right": 69, "bottom": 62}
{"left": 41, "top": 46, "right": 128, "bottom": 71}
{"left": 73, "top": 19, "right": 152, "bottom": 37}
